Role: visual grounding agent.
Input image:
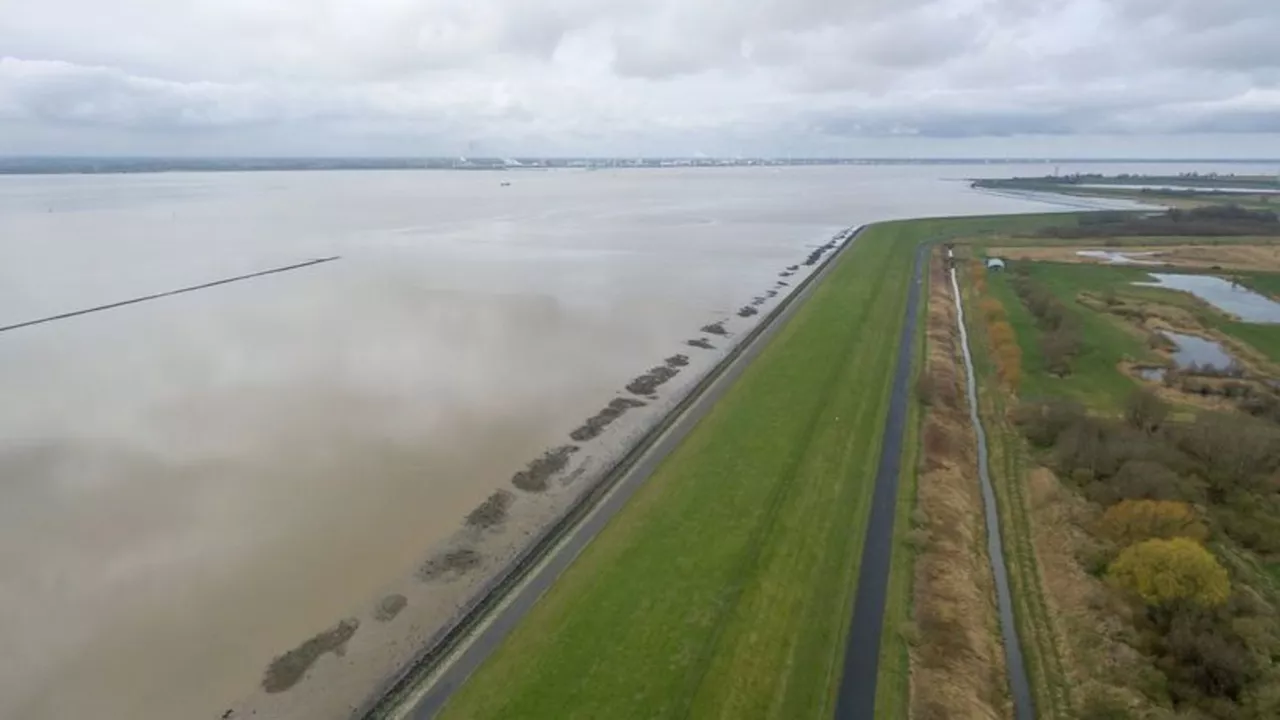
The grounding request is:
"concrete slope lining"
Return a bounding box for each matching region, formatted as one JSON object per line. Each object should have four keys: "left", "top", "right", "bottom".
{"left": 949, "top": 256, "right": 1034, "bottom": 720}
{"left": 835, "top": 241, "right": 927, "bottom": 718}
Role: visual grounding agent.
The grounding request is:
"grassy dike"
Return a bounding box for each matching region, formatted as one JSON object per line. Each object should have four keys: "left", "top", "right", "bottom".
{"left": 872, "top": 248, "right": 928, "bottom": 720}
{"left": 437, "top": 215, "right": 1068, "bottom": 720}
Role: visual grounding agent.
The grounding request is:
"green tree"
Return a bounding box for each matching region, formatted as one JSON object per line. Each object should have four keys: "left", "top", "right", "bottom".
{"left": 1107, "top": 538, "right": 1230, "bottom": 608}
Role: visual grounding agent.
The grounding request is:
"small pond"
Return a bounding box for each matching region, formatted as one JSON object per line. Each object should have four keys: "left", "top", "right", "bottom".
{"left": 1135, "top": 330, "right": 1237, "bottom": 382}
{"left": 1076, "top": 249, "right": 1163, "bottom": 265}
{"left": 1134, "top": 273, "right": 1280, "bottom": 324}
{"left": 1164, "top": 331, "right": 1236, "bottom": 371}
{"left": 1136, "top": 366, "right": 1167, "bottom": 381}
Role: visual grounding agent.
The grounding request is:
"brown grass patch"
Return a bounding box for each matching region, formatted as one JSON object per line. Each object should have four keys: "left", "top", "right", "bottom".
{"left": 910, "top": 250, "right": 1008, "bottom": 720}
{"left": 990, "top": 241, "right": 1280, "bottom": 275}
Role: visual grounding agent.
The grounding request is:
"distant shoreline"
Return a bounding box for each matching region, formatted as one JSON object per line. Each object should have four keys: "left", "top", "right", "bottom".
{"left": 3, "top": 157, "right": 1280, "bottom": 176}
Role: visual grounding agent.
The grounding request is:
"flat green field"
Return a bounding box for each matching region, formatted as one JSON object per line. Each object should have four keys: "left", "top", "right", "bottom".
{"left": 984, "top": 262, "right": 1153, "bottom": 407}
{"left": 983, "top": 260, "right": 1280, "bottom": 399}
{"left": 437, "top": 215, "right": 1057, "bottom": 720}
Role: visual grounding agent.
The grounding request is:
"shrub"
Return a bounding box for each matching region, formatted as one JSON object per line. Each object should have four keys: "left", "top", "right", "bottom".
{"left": 1078, "top": 689, "right": 1136, "bottom": 720}
{"left": 979, "top": 297, "right": 1006, "bottom": 322}
{"left": 1013, "top": 398, "right": 1086, "bottom": 448}
{"left": 1126, "top": 387, "right": 1169, "bottom": 434}
{"left": 1157, "top": 608, "right": 1259, "bottom": 701}
{"left": 1102, "top": 460, "right": 1203, "bottom": 505}
{"left": 1041, "top": 327, "right": 1080, "bottom": 377}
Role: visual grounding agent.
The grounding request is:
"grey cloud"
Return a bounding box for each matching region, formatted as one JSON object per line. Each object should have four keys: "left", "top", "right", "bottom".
{"left": 1, "top": 0, "right": 1279, "bottom": 155}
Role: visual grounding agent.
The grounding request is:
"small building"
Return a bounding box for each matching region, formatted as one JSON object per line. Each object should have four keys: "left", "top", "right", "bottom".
{"left": 986, "top": 258, "right": 1007, "bottom": 272}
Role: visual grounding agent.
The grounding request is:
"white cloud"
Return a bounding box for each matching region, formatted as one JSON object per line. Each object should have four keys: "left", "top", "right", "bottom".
{"left": 1, "top": 0, "right": 1278, "bottom": 155}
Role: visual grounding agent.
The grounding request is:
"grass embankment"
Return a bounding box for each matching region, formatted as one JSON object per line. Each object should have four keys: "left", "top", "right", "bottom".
{"left": 438, "top": 215, "right": 1059, "bottom": 720}
{"left": 873, "top": 246, "right": 928, "bottom": 720}
{"left": 441, "top": 221, "right": 910, "bottom": 720}
{"left": 875, "top": 257, "right": 926, "bottom": 717}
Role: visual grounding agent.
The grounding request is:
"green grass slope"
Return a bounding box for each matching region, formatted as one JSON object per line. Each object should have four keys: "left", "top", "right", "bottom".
{"left": 438, "top": 214, "right": 1069, "bottom": 720}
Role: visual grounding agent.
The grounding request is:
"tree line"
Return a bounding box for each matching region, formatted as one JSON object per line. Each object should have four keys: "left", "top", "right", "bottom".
{"left": 1041, "top": 205, "right": 1280, "bottom": 239}
{"left": 1015, "top": 390, "right": 1280, "bottom": 717}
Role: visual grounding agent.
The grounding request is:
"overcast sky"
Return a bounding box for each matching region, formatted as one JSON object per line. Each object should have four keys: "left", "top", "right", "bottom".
{"left": 2, "top": 0, "right": 1279, "bottom": 157}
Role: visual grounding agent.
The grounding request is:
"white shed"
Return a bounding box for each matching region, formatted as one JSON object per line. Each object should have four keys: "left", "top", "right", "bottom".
{"left": 986, "top": 258, "right": 1006, "bottom": 271}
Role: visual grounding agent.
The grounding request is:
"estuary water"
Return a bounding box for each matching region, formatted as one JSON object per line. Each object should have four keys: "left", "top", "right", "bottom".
{"left": 0, "top": 162, "right": 1216, "bottom": 719}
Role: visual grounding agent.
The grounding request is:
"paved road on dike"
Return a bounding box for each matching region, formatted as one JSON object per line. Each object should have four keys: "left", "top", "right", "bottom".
{"left": 836, "top": 242, "right": 928, "bottom": 719}
{"left": 370, "top": 228, "right": 866, "bottom": 720}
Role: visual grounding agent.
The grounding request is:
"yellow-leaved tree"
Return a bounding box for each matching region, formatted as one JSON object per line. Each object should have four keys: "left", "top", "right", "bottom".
{"left": 1107, "top": 537, "right": 1230, "bottom": 608}
{"left": 1099, "top": 500, "right": 1208, "bottom": 546}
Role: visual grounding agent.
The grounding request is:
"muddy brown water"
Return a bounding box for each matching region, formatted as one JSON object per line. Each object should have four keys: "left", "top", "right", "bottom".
{"left": 0, "top": 164, "right": 1172, "bottom": 719}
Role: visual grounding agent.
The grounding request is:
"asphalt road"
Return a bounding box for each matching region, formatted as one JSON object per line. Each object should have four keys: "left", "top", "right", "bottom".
{"left": 835, "top": 242, "right": 928, "bottom": 719}
{"left": 368, "top": 227, "right": 865, "bottom": 720}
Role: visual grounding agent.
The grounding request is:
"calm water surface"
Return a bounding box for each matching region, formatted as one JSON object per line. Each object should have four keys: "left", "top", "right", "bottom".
{"left": 1164, "top": 331, "right": 1237, "bottom": 370}
{"left": 0, "top": 163, "right": 1212, "bottom": 718}
{"left": 1076, "top": 249, "right": 1163, "bottom": 265}
{"left": 1137, "top": 272, "right": 1280, "bottom": 323}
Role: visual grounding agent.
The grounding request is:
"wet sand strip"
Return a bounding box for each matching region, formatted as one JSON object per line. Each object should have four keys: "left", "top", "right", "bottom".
{"left": 0, "top": 256, "right": 341, "bottom": 334}
{"left": 362, "top": 226, "right": 865, "bottom": 720}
